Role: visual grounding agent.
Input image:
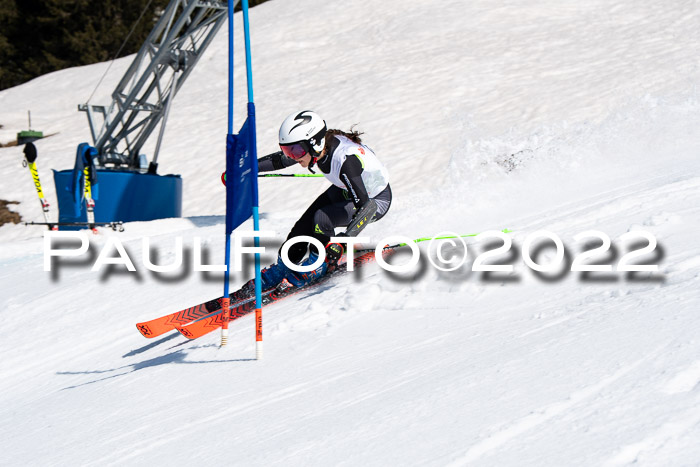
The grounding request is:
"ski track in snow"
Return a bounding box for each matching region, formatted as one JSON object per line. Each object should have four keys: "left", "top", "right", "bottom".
{"left": 448, "top": 347, "right": 665, "bottom": 465}
{"left": 1, "top": 0, "right": 700, "bottom": 465}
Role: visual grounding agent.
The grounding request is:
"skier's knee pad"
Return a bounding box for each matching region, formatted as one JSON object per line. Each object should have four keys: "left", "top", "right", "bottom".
{"left": 312, "top": 210, "right": 334, "bottom": 238}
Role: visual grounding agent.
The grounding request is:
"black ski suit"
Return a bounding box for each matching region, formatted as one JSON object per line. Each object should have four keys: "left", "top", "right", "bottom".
{"left": 258, "top": 134, "right": 391, "bottom": 263}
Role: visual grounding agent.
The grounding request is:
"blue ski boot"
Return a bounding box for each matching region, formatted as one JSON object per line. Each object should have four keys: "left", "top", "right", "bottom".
{"left": 283, "top": 252, "right": 329, "bottom": 288}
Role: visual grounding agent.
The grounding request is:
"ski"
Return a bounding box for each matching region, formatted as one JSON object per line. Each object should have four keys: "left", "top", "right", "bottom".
{"left": 136, "top": 297, "right": 221, "bottom": 338}
{"left": 175, "top": 292, "right": 272, "bottom": 340}
{"left": 22, "top": 142, "right": 55, "bottom": 228}
{"left": 135, "top": 248, "right": 383, "bottom": 339}
{"left": 175, "top": 248, "right": 389, "bottom": 340}
{"left": 83, "top": 166, "right": 97, "bottom": 234}
{"left": 136, "top": 228, "right": 511, "bottom": 340}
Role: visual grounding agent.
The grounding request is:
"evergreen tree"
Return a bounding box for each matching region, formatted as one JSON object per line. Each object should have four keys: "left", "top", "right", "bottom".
{"left": 0, "top": 0, "right": 166, "bottom": 90}
{"left": 0, "top": 0, "right": 20, "bottom": 88}
{"left": 0, "top": 0, "right": 271, "bottom": 91}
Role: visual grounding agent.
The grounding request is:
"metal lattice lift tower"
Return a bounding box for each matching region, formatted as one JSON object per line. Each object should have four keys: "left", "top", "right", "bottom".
{"left": 79, "top": 0, "right": 236, "bottom": 172}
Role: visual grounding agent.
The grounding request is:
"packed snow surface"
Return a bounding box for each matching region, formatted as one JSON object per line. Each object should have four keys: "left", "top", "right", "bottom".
{"left": 1, "top": 0, "right": 699, "bottom": 465}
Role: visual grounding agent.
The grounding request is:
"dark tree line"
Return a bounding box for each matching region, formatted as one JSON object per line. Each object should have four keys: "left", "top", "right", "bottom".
{"left": 0, "top": 0, "right": 269, "bottom": 91}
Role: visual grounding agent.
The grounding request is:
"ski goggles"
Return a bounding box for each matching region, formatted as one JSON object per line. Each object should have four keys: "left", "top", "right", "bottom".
{"left": 280, "top": 141, "right": 309, "bottom": 161}
{"left": 279, "top": 142, "right": 309, "bottom": 160}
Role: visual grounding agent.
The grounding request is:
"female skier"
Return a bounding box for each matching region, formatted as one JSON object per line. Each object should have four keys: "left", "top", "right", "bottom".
{"left": 236, "top": 110, "right": 391, "bottom": 297}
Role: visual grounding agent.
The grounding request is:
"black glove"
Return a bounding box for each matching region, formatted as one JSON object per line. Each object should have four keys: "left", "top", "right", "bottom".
{"left": 325, "top": 242, "right": 344, "bottom": 266}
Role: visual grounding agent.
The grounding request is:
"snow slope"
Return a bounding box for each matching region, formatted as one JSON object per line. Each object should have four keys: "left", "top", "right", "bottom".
{"left": 1, "top": 0, "right": 700, "bottom": 465}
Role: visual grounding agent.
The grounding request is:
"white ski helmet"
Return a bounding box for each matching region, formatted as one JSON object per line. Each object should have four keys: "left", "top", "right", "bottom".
{"left": 278, "top": 110, "right": 327, "bottom": 160}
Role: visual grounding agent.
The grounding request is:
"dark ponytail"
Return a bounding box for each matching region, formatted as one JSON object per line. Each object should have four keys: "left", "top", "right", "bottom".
{"left": 325, "top": 124, "right": 364, "bottom": 144}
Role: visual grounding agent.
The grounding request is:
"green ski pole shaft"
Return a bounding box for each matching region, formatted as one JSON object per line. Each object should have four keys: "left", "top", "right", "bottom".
{"left": 393, "top": 229, "right": 513, "bottom": 248}
{"left": 259, "top": 173, "right": 323, "bottom": 178}
{"left": 222, "top": 171, "right": 323, "bottom": 184}
{"left": 347, "top": 229, "right": 513, "bottom": 253}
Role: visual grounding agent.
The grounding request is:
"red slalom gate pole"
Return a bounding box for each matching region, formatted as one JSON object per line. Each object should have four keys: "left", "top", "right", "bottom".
{"left": 256, "top": 307, "right": 262, "bottom": 359}
{"left": 220, "top": 297, "right": 230, "bottom": 347}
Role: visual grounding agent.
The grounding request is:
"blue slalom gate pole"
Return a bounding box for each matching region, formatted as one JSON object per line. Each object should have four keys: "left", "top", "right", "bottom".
{"left": 241, "top": 0, "right": 263, "bottom": 359}
{"left": 221, "top": 0, "right": 262, "bottom": 356}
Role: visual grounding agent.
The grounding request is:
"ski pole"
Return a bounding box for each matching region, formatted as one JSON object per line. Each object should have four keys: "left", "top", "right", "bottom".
{"left": 221, "top": 171, "right": 323, "bottom": 185}
{"left": 258, "top": 173, "right": 324, "bottom": 178}
{"left": 344, "top": 229, "right": 512, "bottom": 257}
{"left": 24, "top": 221, "right": 124, "bottom": 232}
{"left": 392, "top": 229, "right": 513, "bottom": 248}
